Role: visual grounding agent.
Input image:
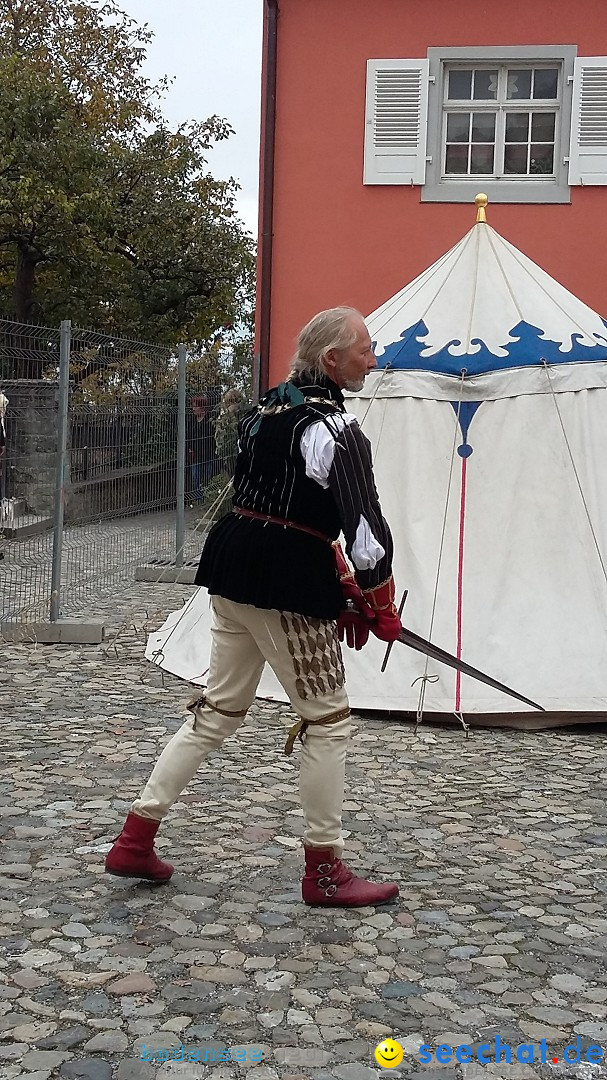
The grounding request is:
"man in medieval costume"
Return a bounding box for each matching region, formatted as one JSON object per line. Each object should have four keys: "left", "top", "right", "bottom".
{"left": 105, "top": 308, "right": 404, "bottom": 906}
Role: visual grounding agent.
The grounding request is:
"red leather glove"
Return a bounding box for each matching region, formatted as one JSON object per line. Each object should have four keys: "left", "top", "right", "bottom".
{"left": 337, "top": 610, "right": 371, "bottom": 650}
{"left": 333, "top": 542, "right": 374, "bottom": 650}
{"left": 333, "top": 542, "right": 375, "bottom": 619}
{"left": 362, "top": 576, "right": 403, "bottom": 643}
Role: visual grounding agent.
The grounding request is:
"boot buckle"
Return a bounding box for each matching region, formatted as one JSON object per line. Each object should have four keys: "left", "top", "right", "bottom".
{"left": 324, "top": 883, "right": 337, "bottom": 896}
{"left": 316, "top": 862, "right": 334, "bottom": 873}
{"left": 317, "top": 875, "right": 333, "bottom": 888}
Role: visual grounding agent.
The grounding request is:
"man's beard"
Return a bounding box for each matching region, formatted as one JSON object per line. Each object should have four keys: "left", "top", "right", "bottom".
{"left": 343, "top": 375, "right": 366, "bottom": 393}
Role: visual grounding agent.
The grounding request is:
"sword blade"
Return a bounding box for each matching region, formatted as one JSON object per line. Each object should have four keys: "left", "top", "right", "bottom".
{"left": 397, "top": 627, "right": 545, "bottom": 712}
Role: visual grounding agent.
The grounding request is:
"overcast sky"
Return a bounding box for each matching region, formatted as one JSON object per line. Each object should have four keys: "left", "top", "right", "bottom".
{"left": 119, "top": 0, "right": 264, "bottom": 236}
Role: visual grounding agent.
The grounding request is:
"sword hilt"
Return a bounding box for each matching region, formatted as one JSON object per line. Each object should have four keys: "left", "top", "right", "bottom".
{"left": 380, "top": 589, "right": 408, "bottom": 672}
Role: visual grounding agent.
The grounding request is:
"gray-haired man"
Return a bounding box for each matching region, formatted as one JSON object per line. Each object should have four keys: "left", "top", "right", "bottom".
{"left": 106, "top": 308, "right": 403, "bottom": 906}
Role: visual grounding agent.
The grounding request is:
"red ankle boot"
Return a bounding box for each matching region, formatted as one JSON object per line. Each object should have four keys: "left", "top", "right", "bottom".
{"left": 105, "top": 813, "right": 173, "bottom": 883}
{"left": 302, "top": 845, "right": 399, "bottom": 907}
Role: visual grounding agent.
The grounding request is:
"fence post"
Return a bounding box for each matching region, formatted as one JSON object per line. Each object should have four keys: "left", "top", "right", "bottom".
{"left": 175, "top": 343, "right": 186, "bottom": 568}
{"left": 49, "top": 320, "right": 71, "bottom": 623}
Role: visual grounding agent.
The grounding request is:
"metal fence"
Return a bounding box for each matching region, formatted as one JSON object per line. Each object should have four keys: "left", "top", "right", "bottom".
{"left": 0, "top": 319, "right": 242, "bottom": 630}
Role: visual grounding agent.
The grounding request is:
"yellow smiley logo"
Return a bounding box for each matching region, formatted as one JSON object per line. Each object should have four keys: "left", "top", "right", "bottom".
{"left": 374, "top": 1038, "right": 404, "bottom": 1068}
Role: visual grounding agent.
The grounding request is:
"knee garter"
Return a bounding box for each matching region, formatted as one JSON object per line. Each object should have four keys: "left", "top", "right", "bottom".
{"left": 284, "top": 706, "right": 351, "bottom": 756}
{"left": 187, "top": 693, "right": 248, "bottom": 731}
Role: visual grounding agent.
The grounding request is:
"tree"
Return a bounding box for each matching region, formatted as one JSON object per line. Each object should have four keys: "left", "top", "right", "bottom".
{"left": 96, "top": 119, "right": 255, "bottom": 344}
{"left": 0, "top": 56, "right": 112, "bottom": 323}
{"left": 0, "top": 0, "right": 255, "bottom": 349}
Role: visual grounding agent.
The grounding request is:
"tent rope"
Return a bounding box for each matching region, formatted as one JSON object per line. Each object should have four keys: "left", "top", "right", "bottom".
{"left": 542, "top": 359, "right": 607, "bottom": 588}
{"left": 356, "top": 364, "right": 390, "bottom": 430}
{"left": 370, "top": 234, "right": 473, "bottom": 367}
{"left": 111, "top": 476, "right": 235, "bottom": 678}
{"left": 414, "top": 368, "right": 468, "bottom": 737}
{"left": 487, "top": 228, "right": 604, "bottom": 344}
{"left": 464, "top": 227, "right": 481, "bottom": 358}
{"left": 143, "top": 478, "right": 234, "bottom": 660}
{"left": 368, "top": 233, "right": 469, "bottom": 339}
{"left": 453, "top": 709, "right": 471, "bottom": 736}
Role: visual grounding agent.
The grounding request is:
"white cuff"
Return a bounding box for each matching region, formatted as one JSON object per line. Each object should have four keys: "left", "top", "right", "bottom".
{"left": 351, "top": 515, "right": 385, "bottom": 570}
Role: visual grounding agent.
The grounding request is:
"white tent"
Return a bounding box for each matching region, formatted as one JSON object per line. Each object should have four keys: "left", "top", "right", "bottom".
{"left": 146, "top": 197, "right": 607, "bottom": 727}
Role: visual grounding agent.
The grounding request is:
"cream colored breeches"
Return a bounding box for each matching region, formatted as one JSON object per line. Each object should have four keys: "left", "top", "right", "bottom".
{"left": 132, "top": 596, "right": 351, "bottom": 854}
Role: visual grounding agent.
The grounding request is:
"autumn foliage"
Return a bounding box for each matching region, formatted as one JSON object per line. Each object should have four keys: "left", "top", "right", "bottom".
{"left": 0, "top": 0, "right": 255, "bottom": 346}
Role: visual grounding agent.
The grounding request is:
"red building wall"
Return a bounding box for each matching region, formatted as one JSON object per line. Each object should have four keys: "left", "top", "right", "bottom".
{"left": 259, "top": 0, "right": 607, "bottom": 386}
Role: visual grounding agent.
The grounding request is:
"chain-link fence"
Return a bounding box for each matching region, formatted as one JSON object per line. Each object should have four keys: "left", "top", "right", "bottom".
{"left": 0, "top": 319, "right": 243, "bottom": 633}
{"left": 0, "top": 322, "right": 64, "bottom": 625}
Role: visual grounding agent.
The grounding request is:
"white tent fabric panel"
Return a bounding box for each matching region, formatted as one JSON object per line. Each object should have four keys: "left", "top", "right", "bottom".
{"left": 354, "top": 360, "right": 607, "bottom": 403}
{"left": 146, "top": 386, "right": 607, "bottom": 715}
{"left": 146, "top": 589, "right": 215, "bottom": 687}
{"left": 343, "top": 387, "right": 607, "bottom": 712}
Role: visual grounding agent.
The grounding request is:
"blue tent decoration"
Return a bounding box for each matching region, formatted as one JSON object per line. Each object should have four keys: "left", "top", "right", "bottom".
{"left": 368, "top": 195, "right": 607, "bottom": 378}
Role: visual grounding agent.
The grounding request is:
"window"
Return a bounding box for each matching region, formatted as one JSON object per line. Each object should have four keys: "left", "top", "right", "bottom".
{"left": 443, "top": 65, "right": 559, "bottom": 179}
{"left": 363, "top": 49, "right": 607, "bottom": 196}
{"left": 423, "top": 47, "right": 576, "bottom": 202}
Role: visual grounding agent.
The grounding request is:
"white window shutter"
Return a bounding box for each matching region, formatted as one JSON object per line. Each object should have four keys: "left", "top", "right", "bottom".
{"left": 569, "top": 56, "right": 607, "bottom": 185}
{"left": 364, "top": 59, "right": 429, "bottom": 185}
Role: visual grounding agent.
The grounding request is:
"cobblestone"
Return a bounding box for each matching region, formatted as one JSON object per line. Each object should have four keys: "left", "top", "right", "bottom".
{"left": 0, "top": 581, "right": 607, "bottom": 1078}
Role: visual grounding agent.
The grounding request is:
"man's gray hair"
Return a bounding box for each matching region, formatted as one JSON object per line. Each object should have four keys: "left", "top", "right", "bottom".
{"left": 288, "top": 306, "right": 363, "bottom": 380}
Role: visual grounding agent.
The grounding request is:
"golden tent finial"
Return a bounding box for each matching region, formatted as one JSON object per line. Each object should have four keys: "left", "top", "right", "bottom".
{"left": 475, "top": 192, "right": 488, "bottom": 223}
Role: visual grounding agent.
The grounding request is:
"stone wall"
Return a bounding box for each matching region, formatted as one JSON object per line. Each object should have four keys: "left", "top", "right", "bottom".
{"left": 1, "top": 380, "right": 60, "bottom": 518}
{"left": 67, "top": 460, "right": 177, "bottom": 522}
{"left": 2, "top": 380, "right": 178, "bottom": 523}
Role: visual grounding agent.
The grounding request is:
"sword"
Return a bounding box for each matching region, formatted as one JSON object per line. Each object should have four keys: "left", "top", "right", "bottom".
{"left": 347, "top": 602, "right": 544, "bottom": 711}
{"left": 397, "top": 625, "right": 544, "bottom": 711}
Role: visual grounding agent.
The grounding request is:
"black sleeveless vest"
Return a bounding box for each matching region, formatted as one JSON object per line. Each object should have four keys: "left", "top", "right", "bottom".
{"left": 195, "top": 376, "right": 345, "bottom": 618}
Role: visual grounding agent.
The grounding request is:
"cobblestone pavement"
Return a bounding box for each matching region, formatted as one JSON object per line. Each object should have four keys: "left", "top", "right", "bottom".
{"left": 1, "top": 581, "right": 607, "bottom": 1080}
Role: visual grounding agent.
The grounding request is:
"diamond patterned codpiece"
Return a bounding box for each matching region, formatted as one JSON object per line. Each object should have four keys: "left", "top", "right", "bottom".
{"left": 279, "top": 613, "right": 345, "bottom": 700}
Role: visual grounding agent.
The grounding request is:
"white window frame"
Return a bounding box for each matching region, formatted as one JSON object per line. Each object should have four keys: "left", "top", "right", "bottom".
{"left": 422, "top": 45, "right": 577, "bottom": 203}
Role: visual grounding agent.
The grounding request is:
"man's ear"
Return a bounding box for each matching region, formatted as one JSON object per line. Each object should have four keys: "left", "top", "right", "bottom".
{"left": 323, "top": 349, "right": 338, "bottom": 378}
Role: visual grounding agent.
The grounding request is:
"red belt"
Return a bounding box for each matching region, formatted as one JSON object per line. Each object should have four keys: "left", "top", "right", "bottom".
{"left": 233, "top": 506, "right": 331, "bottom": 544}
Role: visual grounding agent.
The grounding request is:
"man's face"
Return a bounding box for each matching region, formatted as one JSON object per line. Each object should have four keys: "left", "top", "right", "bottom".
{"left": 192, "top": 399, "right": 208, "bottom": 419}
{"left": 328, "top": 318, "right": 377, "bottom": 392}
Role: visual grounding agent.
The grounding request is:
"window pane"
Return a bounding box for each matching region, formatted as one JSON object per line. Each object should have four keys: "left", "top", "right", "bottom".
{"left": 505, "top": 113, "right": 530, "bottom": 142}
{"left": 472, "top": 70, "right": 498, "bottom": 99}
{"left": 471, "top": 112, "right": 496, "bottom": 142}
{"left": 507, "top": 69, "right": 532, "bottom": 100}
{"left": 530, "top": 145, "right": 554, "bottom": 174}
{"left": 470, "top": 145, "right": 494, "bottom": 173}
{"left": 448, "top": 69, "right": 473, "bottom": 99}
{"left": 504, "top": 145, "right": 528, "bottom": 174}
{"left": 531, "top": 112, "right": 555, "bottom": 141}
{"left": 533, "top": 68, "right": 558, "bottom": 98}
{"left": 445, "top": 144, "right": 469, "bottom": 173}
{"left": 446, "top": 113, "right": 470, "bottom": 142}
